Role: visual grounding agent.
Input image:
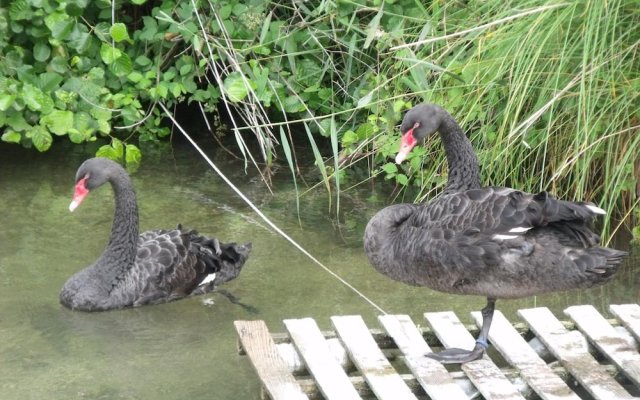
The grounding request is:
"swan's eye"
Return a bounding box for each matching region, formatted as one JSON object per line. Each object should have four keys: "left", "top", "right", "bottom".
{"left": 413, "top": 122, "right": 420, "bottom": 129}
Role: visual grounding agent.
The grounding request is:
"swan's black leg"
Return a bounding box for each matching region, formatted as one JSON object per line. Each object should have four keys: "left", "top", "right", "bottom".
{"left": 426, "top": 298, "right": 496, "bottom": 364}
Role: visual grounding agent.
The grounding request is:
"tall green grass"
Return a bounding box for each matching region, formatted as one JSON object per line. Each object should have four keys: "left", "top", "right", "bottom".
{"left": 390, "top": 0, "right": 639, "bottom": 238}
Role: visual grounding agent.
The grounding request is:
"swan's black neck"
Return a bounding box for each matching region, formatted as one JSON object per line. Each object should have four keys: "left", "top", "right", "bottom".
{"left": 439, "top": 115, "right": 480, "bottom": 193}
{"left": 96, "top": 169, "right": 139, "bottom": 276}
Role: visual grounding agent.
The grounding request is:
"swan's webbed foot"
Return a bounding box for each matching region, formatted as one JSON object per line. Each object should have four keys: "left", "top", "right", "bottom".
{"left": 427, "top": 297, "right": 496, "bottom": 364}
{"left": 425, "top": 340, "right": 488, "bottom": 364}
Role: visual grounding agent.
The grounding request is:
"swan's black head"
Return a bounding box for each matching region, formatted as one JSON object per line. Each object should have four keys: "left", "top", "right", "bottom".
{"left": 396, "top": 103, "right": 445, "bottom": 164}
{"left": 70, "top": 158, "right": 124, "bottom": 212}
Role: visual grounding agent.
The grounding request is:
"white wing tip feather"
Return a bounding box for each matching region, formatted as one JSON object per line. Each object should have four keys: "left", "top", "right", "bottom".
{"left": 493, "top": 234, "right": 519, "bottom": 240}
{"left": 199, "top": 273, "right": 217, "bottom": 286}
{"left": 508, "top": 226, "right": 532, "bottom": 233}
{"left": 586, "top": 204, "right": 606, "bottom": 215}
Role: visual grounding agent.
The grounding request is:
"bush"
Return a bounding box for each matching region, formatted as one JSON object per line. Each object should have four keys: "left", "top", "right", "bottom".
{"left": 0, "top": 0, "right": 637, "bottom": 235}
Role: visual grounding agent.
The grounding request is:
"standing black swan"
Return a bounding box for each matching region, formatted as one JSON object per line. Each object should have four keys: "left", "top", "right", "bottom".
{"left": 60, "top": 157, "right": 252, "bottom": 311}
{"left": 364, "top": 104, "right": 628, "bottom": 363}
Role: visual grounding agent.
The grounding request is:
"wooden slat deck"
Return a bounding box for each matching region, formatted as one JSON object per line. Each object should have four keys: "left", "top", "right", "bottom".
{"left": 611, "top": 304, "right": 640, "bottom": 343}
{"left": 378, "top": 314, "right": 468, "bottom": 400}
{"left": 331, "top": 315, "right": 418, "bottom": 400}
{"left": 234, "top": 320, "right": 308, "bottom": 400}
{"left": 284, "top": 318, "right": 362, "bottom": 400}
{"left": 564, "top": 305, "right": 640, "bottom": 388}
{"left": 235, "top": 304, "right": 640, "bottom": 400}
{"left": 470, "top": 310, "right": 581, "bottom": 400}
{"left": 425, "top": 311, "right": 526, "bottom": 400}
{"left": 518, "top": 307, "right": 635, "bottom": 399}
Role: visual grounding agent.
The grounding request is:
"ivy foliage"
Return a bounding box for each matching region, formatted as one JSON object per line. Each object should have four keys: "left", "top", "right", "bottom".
{"left": 0, "top": 0, "right": 427, "bottom": 167}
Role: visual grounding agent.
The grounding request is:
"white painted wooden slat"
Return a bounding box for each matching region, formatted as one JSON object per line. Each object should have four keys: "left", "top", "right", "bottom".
{"left": 331, "top": 315, "right": 418, "bottom": 400}
{"left": 565, "top": 305, "right": 640, "bottom": 389}
{"left": 518, "top": 307, "right": 634, "bottom": 400}
{"left": 283, "top": 318, "right": 362, "bottom": 400}
{"left": 470, "top": 310, "right": 581, "bottom": 400}
{"left": 611, "top": 304, "right": 640, "bottom": 343}
{"left": 425, "top": 311, "right": 526, "bottom": 400}
{"left": 378, "top": 314, "right": 469, "bottom": 400}
{"left": 234, "top": 320, "right": 308, "bottom": 400}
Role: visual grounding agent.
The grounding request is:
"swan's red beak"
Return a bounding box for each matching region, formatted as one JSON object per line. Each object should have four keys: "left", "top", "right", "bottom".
{"left": 69, "top": 177, "right": 89, "bottom": 212}
{"left": 395, "top": 129, "right": 417, "bottom": 164}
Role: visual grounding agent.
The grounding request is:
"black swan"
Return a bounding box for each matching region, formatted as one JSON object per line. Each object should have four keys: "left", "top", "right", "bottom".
{"left": 60, "top": 157, "right": 252, "bottom": 311}
{"left": 364, "top": 104, "right": 628, "bottom": 363}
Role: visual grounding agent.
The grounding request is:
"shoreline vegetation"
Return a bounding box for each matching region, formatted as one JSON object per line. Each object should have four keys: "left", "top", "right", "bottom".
{"left": 0, "top": 0, "right": 638, "bottom": 238}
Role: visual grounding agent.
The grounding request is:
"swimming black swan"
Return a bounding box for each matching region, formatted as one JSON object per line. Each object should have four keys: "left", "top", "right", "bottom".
{"left": 364, "top": 103, "right": 628, "bottom": 363}
{"left": 60, "top": 157, "right": 252, "bottom": 311}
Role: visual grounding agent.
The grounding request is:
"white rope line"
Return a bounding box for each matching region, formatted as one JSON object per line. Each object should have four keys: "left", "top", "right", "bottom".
{"left": 159, "top": 103, "right": 388, "bottom": 315}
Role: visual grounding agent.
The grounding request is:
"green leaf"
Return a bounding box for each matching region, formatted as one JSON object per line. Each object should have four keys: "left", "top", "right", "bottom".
{"left": 65, "top": 1, "right": 88, "bottom": 17}
{"left": 1, "top": 130, "right": 21, "bottom": 144}
{"left": 135, "top": 55, "right": 152, "bottom": 66}
{"left": 10, "top": 0, "right": 32, "bottom": 20}
{"left": 111, "top": 52, "right": 133, "bottom": 76}
{"left": 33, "top": 42, "right": 51, "bottom": 62}
{"left": 68, "top": 129, "right": 87, "bottom": 144}
{"left": 179, "top": 63, "right": 192, "bottom": 76}
{"left": 364, "top": 5, "right": 384, "bottom": 49}
{"left": 96, "top": 144, "right": 121, "bottom": 161}
{"left": 67, "top": 26, "right": 91, "bottom": 53}
{"left": 259, "top": 11, "right": 272, "bottom": 44}
{"left": 44, "top": 12, "right": 74, "bottom": 40}
{"left": 38, "top": 72, "right": 64, "bottom": 92}
{"left": 42, "top": 109, "right": 73, "bottom": 135}
{"left": 357, "top": 91, "right": 374, "bottom": 108}
{"left": 139, "top": 17, "right": 157, "bottom": 41}
{"left": 22, "top": 83, "right": 46, "bottom": 111}
{"left": 0, "top": 93, "right": 16, "bottom": 111}
{"left": 100, "top": 43, "right": 121, "bottom": 65}
{"left": 396, "top": 173, "right": 408, "bottom": 186}
{"left": 110, "top": 23, "right": 130, "bottom": 43}
{"left": 128, "top": 71, "right": 143, "bottom": 83}
{"left": 30, "top": 126, "right": 53, "bottom": 152}
{"left": 223, "top": 73, "right": 249, "bottom": 102}
{"left": 6, "top": 112, "right": 30, "bottom": 131}
{"left": 282, "top": 95, "right": 305, "bottom": 113}
{"left": 381, "top": 162, "right": 398, "bottom": 174}
{"left": 341, "top": 130, "right": 358, "bottom": 146}
{"left": 125, "top": 144, "right": 142, "bottom": 167}
{"left": 73, "top": 111, "right": 93, "bottom": 134}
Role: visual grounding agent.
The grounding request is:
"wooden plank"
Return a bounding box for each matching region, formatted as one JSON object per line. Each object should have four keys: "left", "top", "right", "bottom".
{"left": 331, "top": 315, "right": 418, "bottom": 400}
{"left": 470, "top": 310, "right": 581, "bottom": 400}
{"left": 425, "top": 311, "right": 526, "bottom": 400}
{"left": 378, "top": 314, "right": 469, "bottom": 400}
{"left": 234, "top": 320, "right": 308, "bottom": 400}
{"left": 565, "top": 305, "right": 640, "bottom": 388}
{"left": 518, "top": 307, "right": 634, "bottom": 400}
{"left": 610, "top": 304, "right": 640, "bottom": 343}
{"left": 283, "top": 318, "right": 361, "bottom": 400}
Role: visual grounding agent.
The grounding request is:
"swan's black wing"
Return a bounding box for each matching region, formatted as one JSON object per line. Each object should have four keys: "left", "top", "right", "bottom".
{"left": 398, "top": 187, "right": 626, "bottom": 298}
{"left": 115, "top": 226, "right": 251, "bottom": 306}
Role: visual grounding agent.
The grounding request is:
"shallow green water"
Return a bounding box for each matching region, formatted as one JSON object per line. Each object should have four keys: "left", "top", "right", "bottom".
{"left": 0, "top": 139, "right": 637, "bottom": 400}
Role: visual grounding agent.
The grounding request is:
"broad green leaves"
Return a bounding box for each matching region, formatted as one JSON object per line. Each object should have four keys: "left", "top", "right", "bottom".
{"left": 42, "top": 110, "right": 73, "bottom": 136}
{"left": 97, "top": 139, "right": 141, "bottom": 171}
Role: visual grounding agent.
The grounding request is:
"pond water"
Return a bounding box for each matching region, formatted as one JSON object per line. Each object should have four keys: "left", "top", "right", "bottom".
{"left": 0, "top": 137, "right": 638, "bottom": 399}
